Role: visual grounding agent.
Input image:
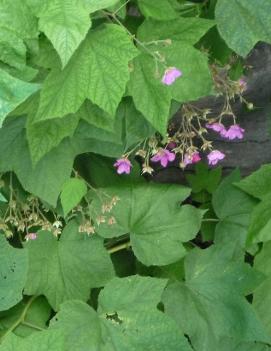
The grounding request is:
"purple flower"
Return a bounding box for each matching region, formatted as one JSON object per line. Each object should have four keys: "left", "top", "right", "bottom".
{"left": 151, "top": 148, "right": 176, "bottom": 167}
{"left": 206, "top": 122, "right": 227, "bottom": 137}
{"left": 25, "top": 233, "right": 37, "bottom": 241}
{"left": 207, "top": 150, "right": 225, "bottom": 166}
{"left": 162, "top": 67, "right": 182, "bottom": 85}
{"left": 224, "top": 124, "right": 245, "bottom": 140}
{"left": 114, "top": 158, "right": 132, "bottom": 174}
{"left": 184, "top": 152, "right": 201, "bottom": 166}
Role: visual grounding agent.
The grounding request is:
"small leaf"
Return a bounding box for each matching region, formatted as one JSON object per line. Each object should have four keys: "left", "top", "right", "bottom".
{"left": 0, "top": 236, "right": 28, "bottom": 311}
{"left": 60, "top": 178, "right": 88, "bottom": 217}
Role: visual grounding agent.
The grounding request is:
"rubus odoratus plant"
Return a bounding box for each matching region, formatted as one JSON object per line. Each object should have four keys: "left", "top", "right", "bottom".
{"left": 1, "top": 0, "right": 271, "bottom": 350}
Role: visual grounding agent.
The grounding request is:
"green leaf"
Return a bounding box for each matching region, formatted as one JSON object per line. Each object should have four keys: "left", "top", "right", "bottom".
{"left": 254, "top": 242, "right": 271, "bottom": 335}
{"left": 0, "top": 236, "right": 28, "bottom": 311}
{"left": 128, "top": 54, "right": 171, "bottom": 134}
{"left": 94, "top": 184, "right": 204, "bottom": 266}
{"left": 163, "top": 244, "right": 269, "bottom": 351}
{"left": 235, "top": 164, "right": 271, "bottom": 200}
{"left": 36, "top": 24, "right": 138, "bottom": 122}
{"left": 128, "top": 43, "right": 213, "bottom": 134}
{"left": 186, "top": 162, "right": 221, "bottom": 194}
{"left": 50, "top": 276, "right": 193, "bottom": 351}
{"left": 27, "top": 112, "right": 79, "bottom": 166}
{"left": 24, "top": 220, "right": 115, "bottom": 311}
{"left": 0, "top": 330, "right": 65, "bottom": 351}
{"left": 0, "top": 117, "right": 82, "bottom": 206}
{"left": 247, "top": 193, "right": 271, "bottom": 244}
{"left": 0, "top": 296, "right": 51, "bottom": 338}
{"left": 38, "top": 0, "right": 92, "bottom": 67}
{"left": 77, "top": 100, "right": 115, "bottom": 132}
{"left": 0, "top": 0, "right": 38, "bottom": 40}
{"left": 215, "top": 0, "right": 271, "bottom": 57}
{"left": 212, "top": 170, "right": 257, "bottom": 248}
{"left": 158, "top": 41, "right": 213, "bottom": 103}
{"left": 137, "top": 0, "right": 179, "bottom": 20}
{"left": 84, "top": 0, "right": 120, "bottom": 13}
{"left": 138, "top": 17, "right": 215, "bottom": 45}
{"left": 60, "top": 178, "right": 87, "bottom": 217}
{"left": 0, "top": 69, "right": 39, "bottom": 127}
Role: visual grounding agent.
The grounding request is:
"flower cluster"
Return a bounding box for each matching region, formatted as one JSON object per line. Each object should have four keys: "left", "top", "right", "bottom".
{"left": 113, "top": 67, "right": 249, "bottom": 175}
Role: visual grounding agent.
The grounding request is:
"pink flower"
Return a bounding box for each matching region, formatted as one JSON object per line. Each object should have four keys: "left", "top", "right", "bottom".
{"left": 238, "top": 78, "right": 247, "bottom": 92}
{"left": 162, "top": 67, "right": 182, "bottom": 85}
{"left": 151, "top": 148, "right": 176, "bottom": 167}
{"left": 224, "top": 124, "right": 245, "bottom": 140}
{"left": 114, "top": 158, "right": 132, "bottom": 174}
{"left": 207, "top": 150, "right": 225, "bottom": 166}
{"left": 184, "top": 152, "right": 201, "bottom": 166}
{"left": 206, "top": 122, "right": 227, "bottom": 137}
{"left": 25, "top": 233, "right": 37, "bottom": 241}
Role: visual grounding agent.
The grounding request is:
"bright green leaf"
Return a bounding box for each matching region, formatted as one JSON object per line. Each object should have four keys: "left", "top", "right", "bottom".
{"left": 36, "top": 24, "right": 138, "bottom": 122}
{"left": 0, "top": 236, "right": 28, "bottom": 311}
{"left": 186, "top": 162, "right": 221, "bottom": 194}
{"left": 60, "top": 178, "right": 87, "bottom": 217}
{"left": 94, "top": 184, "right": 204, "bottom": 266}
{"left": 24, "top": 220, "right": 115, "bottom": 311}
{"left": 215, "top": 0, "right": 271, "bottom": 57}
{"left": 128, "top": 53, "right": 171, "bottom": 134}
{"left": 38, "top": 0, "right": 92, "bottom": 67}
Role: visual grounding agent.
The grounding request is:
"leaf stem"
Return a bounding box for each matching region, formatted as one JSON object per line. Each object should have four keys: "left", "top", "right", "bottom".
{"left": 108, "top": 241, "right": 131, "bottom": 254}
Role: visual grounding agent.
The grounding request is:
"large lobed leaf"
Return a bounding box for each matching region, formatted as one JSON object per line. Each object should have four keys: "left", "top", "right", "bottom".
{"left": 24, "top": 220, "right": 115, "bottom": 311}
{"left": 93, "top": 183, "right": 204, "bottom": 266}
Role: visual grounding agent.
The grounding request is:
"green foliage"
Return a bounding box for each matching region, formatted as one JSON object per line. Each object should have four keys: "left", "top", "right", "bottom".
{"left": 1, "top": 1, "right": 271, "bottom": 350}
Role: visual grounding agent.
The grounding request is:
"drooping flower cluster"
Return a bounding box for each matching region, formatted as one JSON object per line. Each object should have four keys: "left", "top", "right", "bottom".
{"left": 113, "top": 66, "right": 249, "bottom": 176}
